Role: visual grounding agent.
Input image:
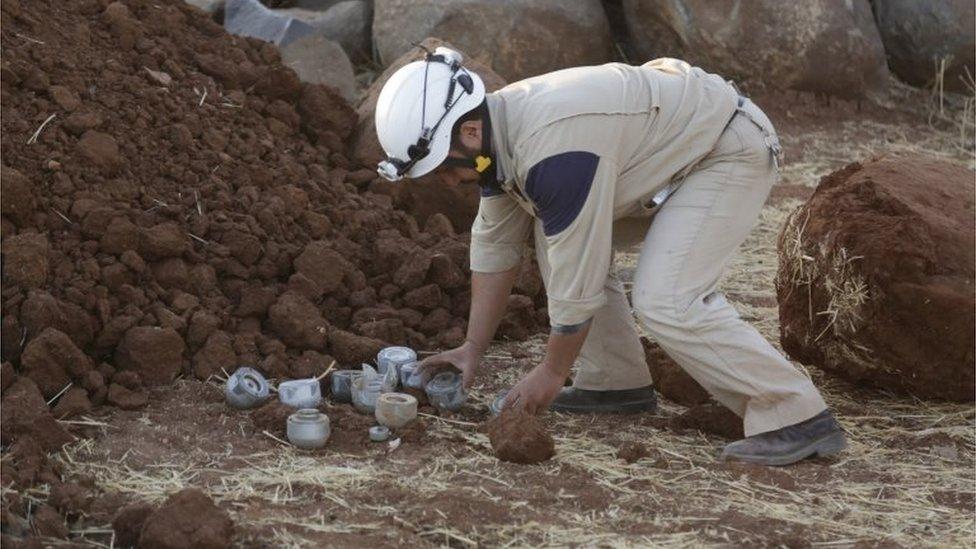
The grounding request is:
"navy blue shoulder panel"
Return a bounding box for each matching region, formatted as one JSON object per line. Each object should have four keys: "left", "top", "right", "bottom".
{"left": 480, "top": 180, "right": 504, "bottom": 197}
{"left": 524, "top": 151, "right": 600, "bottom": 236}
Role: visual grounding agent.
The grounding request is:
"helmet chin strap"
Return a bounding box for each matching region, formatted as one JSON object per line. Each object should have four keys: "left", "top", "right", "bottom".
{"left": 440, "top": 102, "right": 497, "bottom": 188}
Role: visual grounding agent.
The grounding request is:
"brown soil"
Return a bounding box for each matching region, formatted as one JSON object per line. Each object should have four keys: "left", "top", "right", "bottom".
{"left": 776, "top": 154, "right": 975, "bottom": 401}
{"left": 669, "top": 402, "right": 745, "bottom": 440}
{"left": 641, "top": 337, "right": 710, "bottom": 407}
{"left": 138, "top": 488, "right": 234, "bottom": 548}
{"left": 112, "top": 502, "right": 155, "bottom": 548}
{"left": 616, "top": 441, "right": 650, "bottom": 463}
{"left": 0, "top": 0, "right": 546, "bottom": 436}
{"left": 487, "top": 409, "right": 556, "bottom": 464}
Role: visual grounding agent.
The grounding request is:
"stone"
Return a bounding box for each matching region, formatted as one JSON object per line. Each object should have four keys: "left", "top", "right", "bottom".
{"left": 776, "top": 154, "right": 975, "bottom": 401}
{"left": 623, "top": 0, "right": 889, "bottom": 98}
{"left": 280, "top": 34, "right": 358, "bottom": 103}
{"left": 2, "top": 232, "right": 49, "bottom": 288}
{"left": 0, "top": 165, "right": 35, "bottom": 226}
{"left": 373, "top": 0, "right": 613, "bottom": 82}
{"left": 192, "top": 331, "right": 237, "bottom": 380}
{"left": 873, "top": 0, "right": 975, "bottom": 93}
{"left": 281, "top": 1, "right": 372, "bottom": 63}
{"left": 267, "top": 292, "right": 330, "bottom": 350}
{"left": 115, "top": 326, "right": 186, "bottom": 386}
{"left": 77, "top": 130, "right": 122, "bottom": 171}
{"left": 138, "top": 489, "right": 233, "bottom": 549}
{"left": 21, "top": 328, "right": 91, "bottom": 399}
{"left": 224, "top": 0, "right": 315, "bottom": 46}
{"left": 293, "top": 241, "right": 346, "bottom": 294}
{"left": 52, "top": 387, "right": 92, "bottom": 418}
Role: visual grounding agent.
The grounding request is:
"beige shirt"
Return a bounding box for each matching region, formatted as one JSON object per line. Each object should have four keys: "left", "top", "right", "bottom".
{"left": 471, "top": 58, "right": 739, "bottom": 327}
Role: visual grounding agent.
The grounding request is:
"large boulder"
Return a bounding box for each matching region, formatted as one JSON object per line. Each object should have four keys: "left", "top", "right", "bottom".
{"left": 873, "top": 0, "right": 975, "bottom": 94}
{"left": 776, "top": 154, "right": 975, "bottom": 401}
{"left": 623, "top": 0, "right": 889, "bottom": 99}
{"left": 281, "top": 1, "right": 372, "bottom": 63}
{"left": 349, "top": 37, "right": 506, "bottom": 230}
{"left": 373, "top": 0, "right": 614, "bottom": 82}
{"left": 224, "top": 0, "right": 315, "bottom": 46}
{"left": 280, "top": 34, "right": 358, "bottom": 103}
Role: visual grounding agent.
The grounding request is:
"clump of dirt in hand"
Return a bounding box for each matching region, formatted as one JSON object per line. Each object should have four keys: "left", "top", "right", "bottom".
{"left": 487, "top": 409, "right": 555, "bottom": 464}
{"left": 138, "top": 488, "right": 233, "bottom": 549}
{"left": 616, "top": 441, "right": 650, "bottom": 464}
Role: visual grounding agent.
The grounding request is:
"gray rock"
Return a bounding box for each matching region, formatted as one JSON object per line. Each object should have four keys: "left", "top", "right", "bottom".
{"left": 372, "top": 0, "right": 613, "bottom": 81}
{"left": 184, "top": 0, "right": 225, "bottom": 14}
{"left": 280, "top": 34, "right": 359, "bottom": 103}
{"left": 623, "top": 0, "right": 889, "bottom": 99}
{"left": 224, "top": 0, "right": 315, "bottom": 46}
{"left": 281, "top": 1, "right": 372, "bottom": 63}
{"left": 874, "top": 0, "right": 975, "bottom": 93}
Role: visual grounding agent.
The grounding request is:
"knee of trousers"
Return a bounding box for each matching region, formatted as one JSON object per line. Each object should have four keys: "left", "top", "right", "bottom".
{"left": 633, "top": 286, "right": 725, "bottom": 335}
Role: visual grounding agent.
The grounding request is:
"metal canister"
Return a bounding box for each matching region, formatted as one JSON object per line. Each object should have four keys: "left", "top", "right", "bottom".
{"left": 224, "top": 367, "right": 270, "bottom": 409}
{"left": 286, "top": 409, "right": 330, "bottom": 449}
{"left": 376, "top": 346, "right": 417, "bottom": 377}
{"left": 278, "top": 378, "right": 322, "bottom": 409}
{"left": 330, "top": 370, "right": 362, "bottom": 403}
{"left": 399, "top": 361, "right": 425, "bottom": 390}
{"left": 425, "top": 371, "right": 466, "bottom": 412}
{"left": 375, "top": 392, "right": 418, "bottom": 429}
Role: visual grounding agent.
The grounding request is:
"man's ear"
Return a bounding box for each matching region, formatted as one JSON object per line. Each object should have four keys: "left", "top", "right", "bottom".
{"left": 460, "top": 119, "right": 481, "bottom": 140}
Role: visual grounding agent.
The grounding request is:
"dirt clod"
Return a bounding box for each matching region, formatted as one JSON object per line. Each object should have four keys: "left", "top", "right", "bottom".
{"left": 112, "top": 502, "right": 155, "bottom": 548}
{"left": 138, "top": 488, "right": 233, "bottom": 549}
{"left": 487, "top": 409, "right": 555, "bottom": 464}
{"left": 777, "top": 154, "right": 975, "bottom": 400}
{"left": 616, "top": 441, "right": 651, "bottom": 464}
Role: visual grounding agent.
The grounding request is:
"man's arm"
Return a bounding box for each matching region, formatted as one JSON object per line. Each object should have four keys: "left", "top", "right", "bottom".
{"left": 505, "top": 150, "right": 616, "bottom": 413}
{"left": 419, "top": 193, "right": 532, "bottom": 387}
{"left": 464, "top": 267, "right": 520, "bottom": 355}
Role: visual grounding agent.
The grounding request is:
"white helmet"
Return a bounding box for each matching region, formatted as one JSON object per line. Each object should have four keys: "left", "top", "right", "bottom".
{"left": 375, "top": 47, "right": 486, "bottom": 181}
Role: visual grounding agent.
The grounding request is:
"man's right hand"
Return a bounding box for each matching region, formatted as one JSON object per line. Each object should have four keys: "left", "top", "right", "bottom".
{"left": 418, "top": 340, "right": 485, "bottom": 389}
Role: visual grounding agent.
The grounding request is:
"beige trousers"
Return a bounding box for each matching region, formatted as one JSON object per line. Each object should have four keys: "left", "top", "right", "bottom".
{"left": 534, "top": 100, "right": 827, "bottom": 437}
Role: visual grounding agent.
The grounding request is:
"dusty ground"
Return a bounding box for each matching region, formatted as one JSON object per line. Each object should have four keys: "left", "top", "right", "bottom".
{"left": 37, "top": 88, "right": 976, "bottom": 547}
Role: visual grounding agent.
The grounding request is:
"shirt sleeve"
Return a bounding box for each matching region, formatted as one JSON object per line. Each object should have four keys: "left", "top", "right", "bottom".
{"left": 524, "top": 151, "right": 614, "bottom": 328}
{"left": 469, "top": 190, "right": 533, "bottom": 273}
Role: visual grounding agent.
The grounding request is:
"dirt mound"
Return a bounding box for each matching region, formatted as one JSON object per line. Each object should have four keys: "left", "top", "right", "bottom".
{"left": 0, "top": 0, "right": 545, "bottom": 422}
{"left": 487, "top": 409, "right": 555, "bottom": 464}
{"left": 776, "top": 154, "right": 975, "bottom": 401}
{"left": 138, "top": 488, "right": 233, "bottom": 549}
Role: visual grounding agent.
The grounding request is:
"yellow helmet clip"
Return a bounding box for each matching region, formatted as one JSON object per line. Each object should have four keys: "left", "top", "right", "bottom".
{"left": 475, "top": 155, "right": 492, "bottom": 173}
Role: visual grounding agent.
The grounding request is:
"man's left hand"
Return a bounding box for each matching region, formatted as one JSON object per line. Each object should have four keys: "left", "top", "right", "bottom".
{"left": 505, "top": 363, "right": 566, "bottom": 415}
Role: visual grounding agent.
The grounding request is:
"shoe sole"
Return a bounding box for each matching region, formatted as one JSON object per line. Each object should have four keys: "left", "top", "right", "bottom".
{"left": 549, "top": 399, "right": 657, "bottom": 415}
{"left": 722, "top": 430, "right": 848, "bottom": 467}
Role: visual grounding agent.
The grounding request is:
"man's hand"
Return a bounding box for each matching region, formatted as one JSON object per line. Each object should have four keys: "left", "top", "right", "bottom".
{"left": 504, "top": 363, "right": 566, "bottom": 415}
{"left": 417, "top": 340, "right": 484, "bottom": 389}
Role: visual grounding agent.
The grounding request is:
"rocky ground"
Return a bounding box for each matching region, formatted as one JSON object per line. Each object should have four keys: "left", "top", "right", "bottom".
{"left": 7, "top": 87, "right": 974, "bottom": 547}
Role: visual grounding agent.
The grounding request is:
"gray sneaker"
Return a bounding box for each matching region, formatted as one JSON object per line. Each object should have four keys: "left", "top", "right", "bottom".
{"left": 720, "top": 409, "right": 847, "bottom": 466}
